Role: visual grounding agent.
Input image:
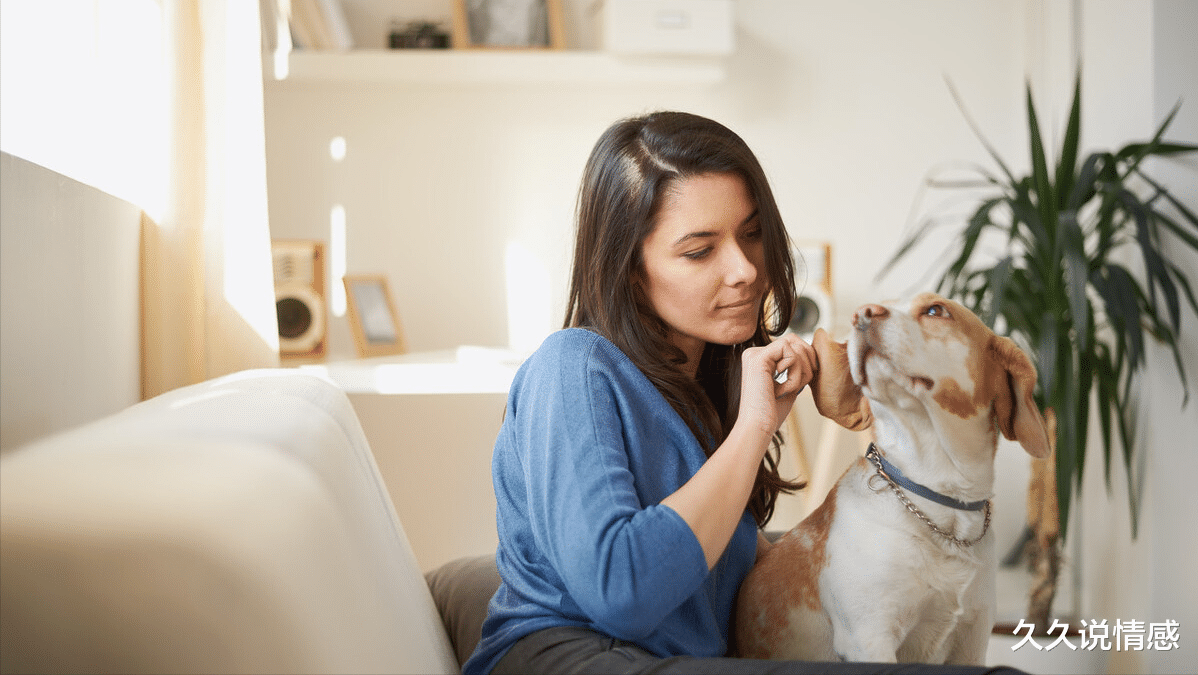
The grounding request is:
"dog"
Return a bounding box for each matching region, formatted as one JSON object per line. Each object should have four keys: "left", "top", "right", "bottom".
{"left": 734, "top": 293, "right": 1050, "bottom": 664}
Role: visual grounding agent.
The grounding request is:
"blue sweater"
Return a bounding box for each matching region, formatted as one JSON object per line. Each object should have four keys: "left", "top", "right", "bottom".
{"left": 463, "top": 328, "right": 758, "bottom": 674}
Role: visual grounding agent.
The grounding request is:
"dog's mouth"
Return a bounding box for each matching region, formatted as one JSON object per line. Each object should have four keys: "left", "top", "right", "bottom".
{"left": 910, "top": 374, "right": 935, "bottom": 390}
{"left": 854, "top": 342, "right": 935, "bottom": 395}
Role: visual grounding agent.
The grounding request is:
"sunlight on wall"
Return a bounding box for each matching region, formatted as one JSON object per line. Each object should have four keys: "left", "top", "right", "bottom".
{"left": 212, "top": 0, "right": 280, "bottom": 356}
{"left": 270, "top": 0, "right": 292, "bottom": 81}
{"left": 329, "top": 135, "right": 348, "bottom": 316}
{"left": 330, "top": 135, "right": 348, "bottom": 162}
{"left": 504, "top": 241, "right": 552, "bottom": 353}
{"left": 330, "top": 204, "right": 348, "bottom": 316}
{"left": 0, "top": 0, "right": 168, "bottom": 221}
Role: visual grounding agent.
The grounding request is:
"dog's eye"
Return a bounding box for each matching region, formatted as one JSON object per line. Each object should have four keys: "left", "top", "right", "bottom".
{"left": 924, "top": 304, "right": 950, "bottom": 318}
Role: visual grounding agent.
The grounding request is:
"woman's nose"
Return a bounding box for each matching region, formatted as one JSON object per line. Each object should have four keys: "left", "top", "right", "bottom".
{"left": 724, "top": 243, "right": 758, "bottom": 286}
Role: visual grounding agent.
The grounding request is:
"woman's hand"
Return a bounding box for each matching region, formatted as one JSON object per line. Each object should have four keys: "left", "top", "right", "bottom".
{"left": 662, "top": 333, "right": 817, "bottom": 570}
{"left": 737, "top": 333, "right": 817, "bottom": 441}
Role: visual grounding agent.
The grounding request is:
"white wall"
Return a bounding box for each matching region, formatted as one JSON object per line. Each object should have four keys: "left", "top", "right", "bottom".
{"left": 1144, "top": 9, "right": 1198, "bottom": 675}
{"left": 265, "top": 0, "right": 1028, "bottom": 359}
{"left": 1073, "top": 2, "right": 1198, "bottom": 674}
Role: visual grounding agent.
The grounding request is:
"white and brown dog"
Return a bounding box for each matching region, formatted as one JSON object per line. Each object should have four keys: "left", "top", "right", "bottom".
{"left": 735, "top": 293, "right": 1051, "bottom": 664}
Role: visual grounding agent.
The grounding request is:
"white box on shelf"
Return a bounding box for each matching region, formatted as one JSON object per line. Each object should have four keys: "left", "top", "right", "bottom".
{"left": 603, "top": 0, "right": 735, "bottom": 56}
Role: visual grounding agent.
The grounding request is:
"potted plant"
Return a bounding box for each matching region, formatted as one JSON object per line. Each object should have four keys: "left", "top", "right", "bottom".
{"left": 880, "top": 74, "right": 1198, "bottom": 632}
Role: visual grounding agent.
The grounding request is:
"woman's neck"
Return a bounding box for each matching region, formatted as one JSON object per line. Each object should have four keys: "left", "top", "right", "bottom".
{"left": 674, "top": 336, "right": 705, "bottom": 379}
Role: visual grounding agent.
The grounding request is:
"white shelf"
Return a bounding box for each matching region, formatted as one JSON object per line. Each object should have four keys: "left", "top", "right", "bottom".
{"left": 276, "top": 49, "right": 727, "bottom": 85}
{"left": 298, "top": 346, "right": 525, "bottom": 395}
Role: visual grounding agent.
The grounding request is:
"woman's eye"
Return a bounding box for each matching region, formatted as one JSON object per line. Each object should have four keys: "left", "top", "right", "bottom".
{"left": 683, "top": 248, "right": 712, "bottom": 260}
{"left": 925, "top": 304, "right": 950, "bottom": 318}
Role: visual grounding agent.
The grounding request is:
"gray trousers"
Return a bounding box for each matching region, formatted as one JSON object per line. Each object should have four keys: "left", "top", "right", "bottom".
{"left": 491, "top": 626, "right": 1028, "bottom": 675}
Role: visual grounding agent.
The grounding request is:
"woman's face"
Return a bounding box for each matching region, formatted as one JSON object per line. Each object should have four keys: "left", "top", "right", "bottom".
{"left": 638, "top": 172, "right": 767, "bottom": 372}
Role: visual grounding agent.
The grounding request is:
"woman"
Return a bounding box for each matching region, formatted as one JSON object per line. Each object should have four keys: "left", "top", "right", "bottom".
{"left": 464, "top": 112, "right": 1019, "bottom": 675}
{"left": 459, "top": 109, "right": 807, "bottom": 674}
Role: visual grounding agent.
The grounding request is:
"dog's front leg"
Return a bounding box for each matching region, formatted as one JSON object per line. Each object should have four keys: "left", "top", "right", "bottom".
{"left": 825, "top": 589, "right": 904, "bottom": 662}
{"left": 944, "top": 596, "right": 994, "bottom": 665}
{"left": 828, "top": 614, "right": 901, "bottom": 662}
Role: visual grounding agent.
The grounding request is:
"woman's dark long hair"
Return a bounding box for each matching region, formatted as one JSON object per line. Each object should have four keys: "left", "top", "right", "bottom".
{"left": 563, "top": 111, "right": 804, "bottom": 528}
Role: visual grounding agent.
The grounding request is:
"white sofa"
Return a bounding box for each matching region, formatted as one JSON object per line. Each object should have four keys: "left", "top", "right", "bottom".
{"left": 0, "top": 369, "right": 494, "bottom": 674}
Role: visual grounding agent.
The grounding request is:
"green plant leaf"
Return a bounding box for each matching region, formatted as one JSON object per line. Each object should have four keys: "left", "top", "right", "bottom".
{"left": 1115, "top": 98, "right": 1189, "bottom": 169}
{"left": 1061, "top": 212, "right": 1091, "bottom": 350}
{"left": 889, "top": 77, "right": 1197, "bottom": 549}
{"left": 982, "top": 256, "right": 1015, "bottom": 328}
{"left": 1151, "top": 207, "right": 1198, "bottom": 253}
{"left": 946, "top": 77, "right": 1019, "bottom": 186}
{"left": 942, "top": 197, "right": 1005, "bottom": 290}
{"left": 1095, "top": 264, "right": 1146, "bottom": 371}
{"left": 1025, "top": 83, "right": 1057, "bottom": 236}
{"left": 1164, "top": 256, "right": 1198, "bottom": 327}
{"left": 1094, "top": 343, "right": 1117, "bottom": 478}
{"left": 1067, "top": 152, "right": 1105, "bottom": 212}
{"left": 1054, "top": 74, "right": 1083, "bottom": 211}
{"left": 1116, "top": 384, "right": 1141, "bottom": 536}
{"left": 1010, "top": 180, "right": 1050, "bottom": 253}
{"left": 1119, "top": 188, "right": 1183, "bottom": 332}
{"left": 1037, "top": 312, "right": 1059, "bottom": 405}
{"left": 1156, "top": 179, "right": 1198, "bottom": 230}
{"left": 877, "top": 216, "right": 940, "bottom": 283}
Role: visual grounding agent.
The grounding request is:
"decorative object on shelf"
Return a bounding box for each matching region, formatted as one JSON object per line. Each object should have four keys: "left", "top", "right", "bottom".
{"left": 880, "top": 74, "right": 1197, "bottom": 632}
{"left": 273, "top": 240, "right": 328, "bottom": 360}
{"left": 389, "top": 21, "right": 451, "bottom": 49}
{"left": 452, "top": 0, "right": 565, "bottom": 50}
{"left": 344, "top": 274, "right": 408, "bottom": 358}
{"left": 602, "top": 0, "right": 735, "bottom": 56}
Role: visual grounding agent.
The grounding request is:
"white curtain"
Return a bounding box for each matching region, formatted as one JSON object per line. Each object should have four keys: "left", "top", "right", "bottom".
{"left": 142, "top": 0, "right": 280, "bottom": 398}
{"left": 0, "top": 0, "right": 279, "bottom": 401}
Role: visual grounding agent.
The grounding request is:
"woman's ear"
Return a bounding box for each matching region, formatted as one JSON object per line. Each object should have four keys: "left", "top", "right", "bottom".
{"left": 810, "top": 329, "right": 872, "bottom": 431}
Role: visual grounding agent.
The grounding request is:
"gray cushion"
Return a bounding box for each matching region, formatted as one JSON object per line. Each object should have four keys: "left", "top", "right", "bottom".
{"left": 425, "top": 555, "right": 502, "bottom": 666}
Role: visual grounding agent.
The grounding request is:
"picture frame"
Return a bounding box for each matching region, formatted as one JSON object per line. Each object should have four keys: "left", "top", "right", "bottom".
{"left": 343, "top": 274, "right": 407, "bottom": 358}
{"left": 452, "top": 0, "right": 565, "bottom": 49}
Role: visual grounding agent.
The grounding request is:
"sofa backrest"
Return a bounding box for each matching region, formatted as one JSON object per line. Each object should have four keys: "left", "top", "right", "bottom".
{"left": 0, "top": 369, "right": 459, "bottom": 674}
{"left": 0, "top": 151, "right": 142, "bottom": 454}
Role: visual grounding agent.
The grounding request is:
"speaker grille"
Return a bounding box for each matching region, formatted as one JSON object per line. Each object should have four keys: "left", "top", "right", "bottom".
{"left": 277, "top": 296, "right": 314, "bottom": 340}
{"left": 788, "top": 295, "right": 822, "bottom": 335}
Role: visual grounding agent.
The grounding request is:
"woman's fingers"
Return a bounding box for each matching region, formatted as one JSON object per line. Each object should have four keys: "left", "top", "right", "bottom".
{"left": 769, "top": 334, "right": 815, "bottom": 397}
{"left": 737, "top": 335, "right": 818, "bottom": 436}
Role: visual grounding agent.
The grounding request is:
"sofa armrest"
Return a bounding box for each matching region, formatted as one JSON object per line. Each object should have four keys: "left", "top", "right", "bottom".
{"left": 1, "top": 369, "right": 458, "bottom": 674}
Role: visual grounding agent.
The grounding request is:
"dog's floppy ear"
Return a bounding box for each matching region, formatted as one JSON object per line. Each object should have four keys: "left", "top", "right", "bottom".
{"left": 989, "top": 336, "right": 1051, "bottom": 458}
{"left": 810, "top": 328, "right": 872, "bottom": 431}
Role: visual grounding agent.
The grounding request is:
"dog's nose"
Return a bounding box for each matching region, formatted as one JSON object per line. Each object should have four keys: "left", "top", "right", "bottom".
{"left": 854, "top": 304, "right": 889, "bottom": 330}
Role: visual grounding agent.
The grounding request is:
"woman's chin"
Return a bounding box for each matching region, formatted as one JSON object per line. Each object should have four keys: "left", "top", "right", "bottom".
{"left": 712, "top": 321, "right": 759, "bottom": 347}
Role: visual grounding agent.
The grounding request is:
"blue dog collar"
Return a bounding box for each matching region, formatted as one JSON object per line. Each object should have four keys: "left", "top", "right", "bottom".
{"left": 865, "top": 444, "right": 990, "bottom": 512}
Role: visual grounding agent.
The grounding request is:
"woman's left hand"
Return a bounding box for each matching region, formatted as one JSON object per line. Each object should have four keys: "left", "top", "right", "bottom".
{"left": 663, "top": 333, "right": 817, "bottom": 570}
{"left": 737, "top": 333, "right": 817, "bottom": 440}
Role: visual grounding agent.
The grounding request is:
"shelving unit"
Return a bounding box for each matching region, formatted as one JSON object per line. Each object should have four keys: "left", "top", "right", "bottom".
{"left": 278, "top": 48, "right": 727, "bottom": 85}
{"left": 267, "top": 0, "right": 730, "bottom": 86}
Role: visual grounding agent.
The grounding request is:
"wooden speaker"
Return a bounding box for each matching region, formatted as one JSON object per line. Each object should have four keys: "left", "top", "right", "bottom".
{"left": 788, "top": 241, "right": 833, "bottom": 340}
{"left": 272, "top": 240, "right": 327, "bottom": 360}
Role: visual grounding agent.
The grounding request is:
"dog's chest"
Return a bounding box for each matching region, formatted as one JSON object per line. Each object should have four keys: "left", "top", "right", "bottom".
{"left": 888, "top": 530, "right": 992, "bottom": 661}
{"left": 830, "top": 475, "right": 993, "bottom": 656}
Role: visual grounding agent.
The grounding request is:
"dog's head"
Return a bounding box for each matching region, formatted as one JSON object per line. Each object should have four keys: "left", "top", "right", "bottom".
{"left": 810, "top": 293, "right": 1050, "bottom": 458}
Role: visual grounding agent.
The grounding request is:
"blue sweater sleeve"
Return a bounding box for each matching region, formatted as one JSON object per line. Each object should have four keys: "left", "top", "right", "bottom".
{"left": 505, "top": 330, "right": 710, "bottom": 640}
